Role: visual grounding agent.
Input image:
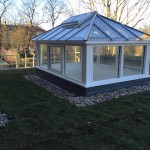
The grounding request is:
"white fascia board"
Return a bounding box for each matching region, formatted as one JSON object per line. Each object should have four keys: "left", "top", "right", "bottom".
{"left": 87, "top": 74, "right": 150, "bottom": 88}
{"left": 86, "top": 40, "right": 150, "bottom": 45}
{"left": 33, "top": 40, "right": 86, "bottom": 45}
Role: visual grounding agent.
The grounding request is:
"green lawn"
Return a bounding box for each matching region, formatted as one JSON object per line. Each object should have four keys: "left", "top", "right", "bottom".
{"left": 0, "top": 69, "right": 150, "bottom": 150}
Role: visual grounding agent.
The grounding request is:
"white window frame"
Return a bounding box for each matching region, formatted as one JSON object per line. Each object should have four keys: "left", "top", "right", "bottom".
{"left": 92, "top": 45, "right": 120, "bottom": 81}
{"left": 85, "top": 44, "right": 150, "bottom": 88}
{"left": 49, "top": 45, "right": 64, "bottom": 74}
{"left": 38, "top": 44, "right": 48, "bottom": 69}
{"left": 64, "top": 45, "right": 83, "bottom": 82}
{"left": 123, "top": 45, "right": 145, "bottom": 77}
{"left": 37, "top": 44, "right": 84, "bottom": 83}
{"left": 36, "top": 43, "right": 150, "bottom": 88}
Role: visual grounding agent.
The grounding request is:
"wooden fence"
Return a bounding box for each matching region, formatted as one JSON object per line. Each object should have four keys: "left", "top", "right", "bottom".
{"left": 0, "top": 53, "right": 36, "bottom": 70}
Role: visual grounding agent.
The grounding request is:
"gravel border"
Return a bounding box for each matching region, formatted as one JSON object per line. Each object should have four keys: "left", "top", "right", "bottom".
{"left": 25, "top": 75, "right": 150, "bottom": 107}
{"left": 0, "top": 112, "right": 9, "bottom": 127}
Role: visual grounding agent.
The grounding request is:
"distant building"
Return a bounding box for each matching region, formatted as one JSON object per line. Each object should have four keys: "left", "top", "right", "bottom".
{"left": 0, "top": 21, "right": 45, "bottom": 51}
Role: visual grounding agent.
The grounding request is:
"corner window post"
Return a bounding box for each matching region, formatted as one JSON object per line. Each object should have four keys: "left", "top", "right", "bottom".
{"left": 36, "top": 43, "right": 40, "bottom": 66}
{"left": 118, "top": 46, "right": 124, "bottom": 78}
{"left": 143, "top": 45, "right": 150, "bottom": 75}
{"left": 85, "top": 45, "right": 93, "bottom": 87}
{"left": 61, "top": 45, "right": 65, "bottom": 75}
{"left": 48, "top": 45, "right": 50, "bottom": 69}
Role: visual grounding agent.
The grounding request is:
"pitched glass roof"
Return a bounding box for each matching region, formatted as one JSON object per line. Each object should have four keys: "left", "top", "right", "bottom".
{"left": 32, "top": 11, "right": 150, "bottom": 42}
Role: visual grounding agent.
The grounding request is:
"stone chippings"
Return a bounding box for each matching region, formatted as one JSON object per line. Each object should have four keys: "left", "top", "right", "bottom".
{"left": 25, "top": 75, "right": 150, "bottom": 107}
{"left": 0, "top": 112, "right": 9, "bottom": 127}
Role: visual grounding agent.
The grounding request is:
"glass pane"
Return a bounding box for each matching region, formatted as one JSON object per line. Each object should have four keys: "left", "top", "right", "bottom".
{"left": 89, "top": 25, "right": 109, "bottom": 39}
{"left": 123, "top": 46, "right": 144, "bottom": 76}
{"left": 66, "top": 12, "right": 92, "bottom": 24}
{"left": 53, "top": 28, "right": 72, "bottom": 39}
{"left": 50, "top": 47, "right": 61, "bottom": 71}
{"left": 74, "top": 13, "right": 91, "bottom": 23}
{"left": 39, "top": 44, "right": 47, "bottom": 69}
{"left": 44, "top": 28, "right": 63, "bottom": 40}
{"left": 63, "top": 16, "right": 77, "bottom": 23}
{"left": 95, "top": 17, "right": 123, "bottom": 39}
{"left": 125, "top": 26, "right": 150, "bottom": 40}
{"left": 102, "top": 17, "right": 137, "bottom": 40}
{"left": 38, "top": 26, "right": 60, "bottom": 40}
{"left": 70, "top": 26, "right": 89, "bottom": 40}
{"left": 93, "top": 46, "right": 119, "bottom": 81}
{"left": 60, "top": 19, "right": 91, "bottom": 40}
{"left": 65, "top": 46, "right": 82, "bottom": 81}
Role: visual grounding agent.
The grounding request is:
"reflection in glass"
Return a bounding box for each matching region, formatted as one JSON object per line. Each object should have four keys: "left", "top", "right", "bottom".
{"left": 65, "top": 46, "right": 82, "bottom": 81}
{"left": 93, "top": 46, "right": 119, "bottom": 81}
{"left": 50, "top": 47, "right": 61, "bottom": 71}
{"left": 123, "top": 46, "right": 144, "bottom": 76}
{"left": 89, "top": 26, "right": 108, "bottom": 39}
{"left": 39, "top": 44, "right": 48, "bottom": 69}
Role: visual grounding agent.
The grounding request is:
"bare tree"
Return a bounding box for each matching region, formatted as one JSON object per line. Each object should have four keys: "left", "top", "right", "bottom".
{"left": 75, "top": 0, "right": 150, "bottom": 27}
{"left": 19, "top": 0, "right": 44, "bottom": 26}
{"left": 100, "top": 0, "right": 150, "bottom": 27}
{"left": 0, "top": 0, "right": 12, "bottom": 51}
{"left": 0, "top": 0, "right": 12, "bottom": 24}
{"left": 65, "top": 0, "right": 81, "bottom": 16}
{"left": 80, "top": 0, "right": 98, "bottom": 12}
{"left": 18, "top": 0, "right": 44, "bottom": 51}
{"left": 44, "top": 0, "right": 68, "bottom": 28}
{"left": 140, "top": 24, "right": 150, "bottom": 34}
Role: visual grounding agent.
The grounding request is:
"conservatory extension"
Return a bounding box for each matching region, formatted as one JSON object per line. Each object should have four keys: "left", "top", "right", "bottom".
{"left": 32, "top": 11, "right": 150, "bottom": 96}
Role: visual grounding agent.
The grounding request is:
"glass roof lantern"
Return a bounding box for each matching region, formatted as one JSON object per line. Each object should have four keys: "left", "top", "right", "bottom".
{"left": 32, "top": 11, "right": 150, "bottom": 42}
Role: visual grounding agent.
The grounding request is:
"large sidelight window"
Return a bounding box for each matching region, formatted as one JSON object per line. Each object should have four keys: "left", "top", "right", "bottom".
{"left": 93, "top": 46, "right": 119, "bottom": 81}
{"left": 50, "top": 46, "right": 62, "bottom": 72}
{"left": 123, "top": 46, "right": 144, "bottom": 76}
{"left": 65, "top": 46, "right": 82, "bottom": 81}
{"left": 39, "top": 44, "right": 48, "bottom": 69}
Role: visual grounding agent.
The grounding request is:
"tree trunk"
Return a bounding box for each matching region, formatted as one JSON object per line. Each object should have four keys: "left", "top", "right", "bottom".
{"left": 106, "top": 0, "right": 111, "bottom": 18}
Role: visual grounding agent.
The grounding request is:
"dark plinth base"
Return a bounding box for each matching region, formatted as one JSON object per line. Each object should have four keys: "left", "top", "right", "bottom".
{"left": 36, "top": 68, "right": 150, "bottom": 96}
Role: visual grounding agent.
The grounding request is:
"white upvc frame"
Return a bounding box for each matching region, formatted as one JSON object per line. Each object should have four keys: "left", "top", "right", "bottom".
{"left": 36, "top": 42, "right": 150, "bottom": 88}
{"left": 86, "top": 44, "right": 121, "bottom": 84}
{"left": 86, "top": 40, "right": 150, "bottom": 45}
{"left": 48, "top": 44, "right": 64, "bottom": 74}
{"left": 122, "top": 45, "right": 147, "bottom": 76}
{"left": 64, "top": 45, "right": 83, "bottom": 82}
{"left": 36, "top": 43, "right": 40, "bottom": 66}
{"left": 85, "top": 44, "right": 150, "bottom": 88}
{"left": 85, "top": 45, "right": 93, "bottom": 86}
{"left": 37, "top": 43, "right": 84, "bottom": 82}
{"left": 37, "top": 43, "right": 49, "bottom": 69}
{"left": 143, "top": 45, "right": 150, "bottom": 75}
{"left": 118, "top": 46, "right": 124, "bottom": 77}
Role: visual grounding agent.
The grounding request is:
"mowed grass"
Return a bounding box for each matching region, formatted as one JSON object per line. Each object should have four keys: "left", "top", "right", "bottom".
{"left": 0, "top": 69, "right": 150, "bottom": 150}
